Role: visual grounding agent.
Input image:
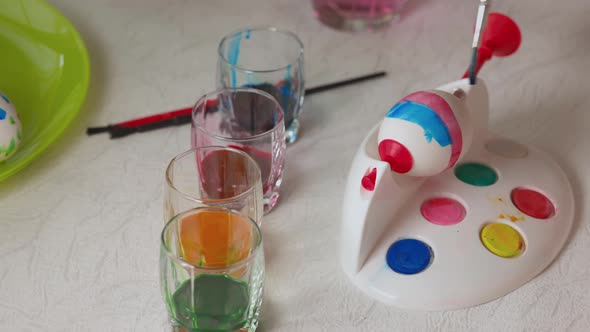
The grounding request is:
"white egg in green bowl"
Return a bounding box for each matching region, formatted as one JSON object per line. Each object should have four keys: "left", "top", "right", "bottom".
{"left": 0, "top": 92, "right": 22, "bottom": 162}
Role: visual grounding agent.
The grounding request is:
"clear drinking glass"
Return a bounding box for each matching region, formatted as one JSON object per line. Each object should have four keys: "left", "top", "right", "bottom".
{"left": 312, "top": 0, "right": 409, "bottom": 32}
{"left": 160, "top": 206, "right": 264, "bottom": 332}
{"left": 191, "top": 88, "right": 286, "bottom": 213}
{"left": 165, "top": 146, "right": 264, "bottom": 225}
{"left": 217, "top": 27, "right": 304, "bottom": 144}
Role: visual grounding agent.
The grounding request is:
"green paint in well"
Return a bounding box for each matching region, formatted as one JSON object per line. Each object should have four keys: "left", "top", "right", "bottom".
{"left": 454, "top": 162, "right": 498, "bottom": 186}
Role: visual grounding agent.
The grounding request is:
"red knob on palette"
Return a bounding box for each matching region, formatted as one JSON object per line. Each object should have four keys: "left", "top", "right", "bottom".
{"left": 463, "top": 13, "right": 522, "bottom": 79}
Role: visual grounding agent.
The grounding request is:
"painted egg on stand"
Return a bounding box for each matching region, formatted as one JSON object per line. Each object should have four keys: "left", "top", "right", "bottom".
{"left": 0, "top": 92, "right": 23, "bottom": 162}
{"left": 377, "top": 91, "right": 471, "bottom": 177}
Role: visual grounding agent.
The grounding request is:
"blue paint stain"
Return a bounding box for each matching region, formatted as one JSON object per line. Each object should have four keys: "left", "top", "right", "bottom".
{"left": 1, "top": 95, "right": 9, "bottom": 103}
{"left": 245, "top": 29, "right": 251, "bottom": 39}
{"left": 227, "top": 32, "right": 243, "bottom": 88}
{"left": 279, "top": 64, "right": 292, "bottom": 98}
{"left": 386, "top": 100, "right": 452, "bottom": 147}
{"left": 277, "top": 64, "right": 293, "bottom": 124}
{"left": 0, "top": 108, "right": 6, "bottom": 120}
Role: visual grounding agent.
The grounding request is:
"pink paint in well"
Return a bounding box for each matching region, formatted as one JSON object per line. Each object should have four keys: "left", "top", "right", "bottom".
{"left": 421, "top": 197, "right": 466, "bottom": 226}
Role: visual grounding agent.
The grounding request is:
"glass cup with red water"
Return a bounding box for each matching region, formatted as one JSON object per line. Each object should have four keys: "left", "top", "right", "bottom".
{"left": 191, "top": 88, "right": 286, "bottom": 214}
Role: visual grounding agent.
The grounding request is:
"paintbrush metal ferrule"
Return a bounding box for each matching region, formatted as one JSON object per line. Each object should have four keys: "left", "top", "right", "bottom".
{"left": 469, "top": 0, "right": 491, "bottom": 84}
{"left": 469, "top": 43, "right": 479, "bottom": 83}
{"left": 472, "top": 0, "right": 490, "bottom": 48}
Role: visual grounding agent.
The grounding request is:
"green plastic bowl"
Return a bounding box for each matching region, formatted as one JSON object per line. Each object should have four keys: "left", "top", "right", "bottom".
{"left": 0, "top": 0, "right": 89, "bottom": 182}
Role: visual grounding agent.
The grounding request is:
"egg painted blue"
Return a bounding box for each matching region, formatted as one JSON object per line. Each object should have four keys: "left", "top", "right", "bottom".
{"left": 386, "top": 100, "right": 452, "bottom": 147}
{"left": 386, "top": 239, "right": 433, "bottom": 275}
{"left": 1, "top": 95, "right": 9, "bottom": 103}
{"left": 0, "top": 108, "right": 6, "bottom": 120}
{"left": 227, "top": 32, "right": 243, "bottom": 87}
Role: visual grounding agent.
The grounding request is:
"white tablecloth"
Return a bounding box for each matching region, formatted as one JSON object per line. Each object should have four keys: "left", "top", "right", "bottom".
{"left": 1, "top": 0, "right": 589, "bottom": 331}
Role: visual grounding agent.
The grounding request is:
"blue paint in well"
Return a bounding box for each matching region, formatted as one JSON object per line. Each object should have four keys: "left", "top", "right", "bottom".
{"left": 1, "top": 94, "right": 9, "bottom": 103}
{"left": 227, "top": 32, "right": 243, "bottom": 87}
{"left": 0, "top": 108, "right": 6, "bottom": 120}
{"left": 386, "top": 100, "right": 452, "bottom": 147}
{"left": 386, "top": 239, "right": 433, "bottom": 275}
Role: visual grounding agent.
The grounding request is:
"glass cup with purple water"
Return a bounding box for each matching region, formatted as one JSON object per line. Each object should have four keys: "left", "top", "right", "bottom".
{"left": 191, "top": 88, "right": 286, "bottom": 214}
{"left": 217, "top": 27, "right": 304, "bottom": 144}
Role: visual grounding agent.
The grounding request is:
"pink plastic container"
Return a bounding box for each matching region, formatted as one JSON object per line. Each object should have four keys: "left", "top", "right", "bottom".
{"left": 312, "top": 0, "right": 408, "bottom": 31}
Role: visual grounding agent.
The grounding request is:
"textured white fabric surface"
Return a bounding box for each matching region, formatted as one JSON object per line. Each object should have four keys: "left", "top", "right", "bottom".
{"left": 1, "top": 0, "right": 589, "bottom": 331}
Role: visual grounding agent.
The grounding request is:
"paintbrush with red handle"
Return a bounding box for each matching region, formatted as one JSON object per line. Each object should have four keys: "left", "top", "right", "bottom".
{"left": 87, "top": 71, "right": 386, "bottom": 139}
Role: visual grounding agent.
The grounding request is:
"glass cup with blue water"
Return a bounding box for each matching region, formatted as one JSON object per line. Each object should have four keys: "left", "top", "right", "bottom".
{"left": 217, "top": 27, "right": 304, "bottom": 144}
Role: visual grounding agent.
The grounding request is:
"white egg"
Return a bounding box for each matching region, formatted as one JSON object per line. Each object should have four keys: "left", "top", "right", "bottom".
{"left": 0, "top": 92, "right": 22, "bottom": 162}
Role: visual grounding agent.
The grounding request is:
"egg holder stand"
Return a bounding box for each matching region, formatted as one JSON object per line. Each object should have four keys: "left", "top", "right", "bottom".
{"left": 339, "top": 14, "right": 575, "bottom": 310}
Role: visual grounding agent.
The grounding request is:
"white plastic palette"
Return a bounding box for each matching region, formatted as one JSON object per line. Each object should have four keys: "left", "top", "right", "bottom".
{"left": 340, "top": 79, "right": 575, "bottom": 310}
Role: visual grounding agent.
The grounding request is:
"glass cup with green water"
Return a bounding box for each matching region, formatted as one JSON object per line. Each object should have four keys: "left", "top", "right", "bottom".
{"left": 160, "top": 206, "right": 264, "bottom": 332}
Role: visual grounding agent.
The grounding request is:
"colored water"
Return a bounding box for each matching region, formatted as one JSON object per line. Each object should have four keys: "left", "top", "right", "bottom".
{"left": 178, "top": 210, "right": 252, "bottom": 267}
{"left": 227, "top": 145, "right": 273, "bottom": 193}
{"left": 200, "top": 148, "right": 272, "bottom": 195}
{"left": 170, "top": 274, "right": 250, "bottom": 331}
{"left": 244, "top": 82, "right": 298, "bottom": 130}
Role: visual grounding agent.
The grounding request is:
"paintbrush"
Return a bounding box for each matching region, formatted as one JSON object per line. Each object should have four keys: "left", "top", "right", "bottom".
{"left": 468, "top": 0, "right": 491, "bottom": 85}
{"left": 88, "top": 71, "right": 387, "bottom": 139}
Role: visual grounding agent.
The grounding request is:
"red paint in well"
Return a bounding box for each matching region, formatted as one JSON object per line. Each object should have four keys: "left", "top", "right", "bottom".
{"left": 511, "top": 188, "right": 555, "bottom": 219}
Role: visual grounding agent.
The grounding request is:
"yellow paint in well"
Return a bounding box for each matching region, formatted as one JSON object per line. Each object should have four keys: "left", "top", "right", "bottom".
{"left": 480, "top": 223, "right": 524, "bottom": 258}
